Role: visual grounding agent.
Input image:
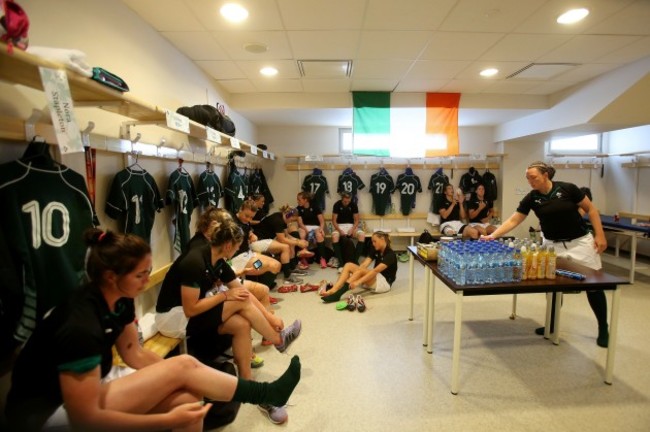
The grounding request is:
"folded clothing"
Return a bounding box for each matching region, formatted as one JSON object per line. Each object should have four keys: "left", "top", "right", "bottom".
{"left": 138, "top": 312, "right": 158, "bottom": 342}
{"left": 26, "top": 45, "right": 92, "bottom": 77}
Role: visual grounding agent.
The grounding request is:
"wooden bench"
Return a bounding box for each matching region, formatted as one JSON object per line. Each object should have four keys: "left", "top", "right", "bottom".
{"left": 112, "top": 263, "right": 186, "bottom": 367}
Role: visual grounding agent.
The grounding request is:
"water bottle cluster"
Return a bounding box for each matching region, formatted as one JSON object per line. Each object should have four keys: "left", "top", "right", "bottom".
{"left": 437, "top": 239, "right": 557, "bottom": 286}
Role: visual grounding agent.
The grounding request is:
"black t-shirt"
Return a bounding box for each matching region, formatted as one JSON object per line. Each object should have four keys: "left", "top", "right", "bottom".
{"left": 371, "top": 247, "right": 398, "bottom": 285}
{"left": 517, "top": 181, "right": 587, "bottom": 241}
{"left": 254, "top": 212, "right": 287, "bottom": 240}
{"left": 440, "top": 198, "right": 460, "bottom": 222}
{"left": 298, "top": 205, "right": 321, "bottom": 226}
{"left": 7, "top": 288, "right": 134, "bottom": 430}
{"left": 333, "top": 200, "right": 358, "bottom": 225}
{"left": 468, "top": 198, "right": 493, "bottom": 223}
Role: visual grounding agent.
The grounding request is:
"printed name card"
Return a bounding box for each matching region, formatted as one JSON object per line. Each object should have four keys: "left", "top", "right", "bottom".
{"left": 205, "top": 127, "right": 222, "bottom": 144}
{"left": 164, "top": 109, "right": 190, "bottom": 133}
{"left": 230, "top": 138, "right": 241, "bottom": 149}
{"left": 250, "top": 146, "right": 258, "bottom": 156}
{"left": 38, "top": 67, "right": 83, "bottom": 154}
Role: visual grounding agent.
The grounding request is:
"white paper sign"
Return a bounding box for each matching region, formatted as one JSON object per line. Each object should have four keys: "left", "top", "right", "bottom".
{"left": 205, "top": 127, "right": 222, "bottom": 144}
{"left": 262, "top": 150, "right": 268, "bottom": 159}
{"left": 230, "top": 138, "right": 241, "bottom": 149}
{"left": 165, "top": 109, "right": 190, "bottom": 133}
{"left": 250, "top": 146, "right": 258, "bottom": 156}
{"left": 269, "top": 152, "right": 275, "bottom": 160}
{"left": 38, "top": 67, "right": 83, "bottom": 154}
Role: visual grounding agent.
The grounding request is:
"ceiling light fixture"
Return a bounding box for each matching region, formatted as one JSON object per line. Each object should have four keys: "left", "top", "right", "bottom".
{"left": 260, "top": 66, "right": 278, "bottom": 77}
{"left": 220, "top": 3, "right": 249, "bottom": 23}
{"left": 480, "top": 68, "right": 498, "bottom": 77}
{"left": 557, "top": 8, "right": 589, "bottom": 24}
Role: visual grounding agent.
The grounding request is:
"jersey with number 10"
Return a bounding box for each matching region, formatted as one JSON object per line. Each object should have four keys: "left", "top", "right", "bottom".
{"left": 105, "top": 168, "right": 163, "bottom": 244}
{"left": 0, "top": 160, "right": 98, "bottom": 342}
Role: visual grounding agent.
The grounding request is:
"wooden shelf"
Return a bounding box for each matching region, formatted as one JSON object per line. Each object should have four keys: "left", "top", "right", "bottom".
{"left": 285, "top": 162, "right": 500, "bottom": 171}
{"left": 0, "top": 43, "right": 273, "bottom": 159}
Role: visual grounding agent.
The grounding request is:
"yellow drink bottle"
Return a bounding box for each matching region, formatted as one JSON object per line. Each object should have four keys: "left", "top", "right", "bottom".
{"left": 546, "top": 246, "right": 557, "bottom": 279}
{"left": 537, "top": 245, "right": 547, "bottom": 279}
{"left": 528, "top": 244, "right": 538, "bottom": 280}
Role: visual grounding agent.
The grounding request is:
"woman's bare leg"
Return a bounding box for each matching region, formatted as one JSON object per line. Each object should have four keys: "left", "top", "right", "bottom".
{"left": 219, "top": 315, "right": 253, "bottom": 380}
{"left": 222, "top": 299, "right": 282, "bottom": 345}
{"left": 321, "top": 262, "right": 360, "bottom": 296}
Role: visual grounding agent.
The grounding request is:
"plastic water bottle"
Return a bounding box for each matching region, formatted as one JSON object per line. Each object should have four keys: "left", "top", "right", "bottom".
{"left": 512, "top": 247, "right": 523, "bottom": 282}
{"left": 528, "top": 244, "right": 538, "bottom": 280}
{"left": 546, "top": 246, "right": 557, "bottom": 279}
{"left": 520, "top": 245, "right": 529, "bottom": 281}
{"left": 537, "top": 245, "right": 547, "bottom": 280}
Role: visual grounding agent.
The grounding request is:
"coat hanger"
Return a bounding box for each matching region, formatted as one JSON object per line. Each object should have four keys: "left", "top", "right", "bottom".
{"left": 21, "top": 136, "right": 61, "bottom": 169}
{"left": 127, "top": 133, "right": 144, "bottom": 171}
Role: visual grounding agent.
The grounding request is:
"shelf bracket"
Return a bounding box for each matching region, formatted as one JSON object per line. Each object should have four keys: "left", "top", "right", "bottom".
{"left": 25, "top": 108, "right": 47, "bottom": 142}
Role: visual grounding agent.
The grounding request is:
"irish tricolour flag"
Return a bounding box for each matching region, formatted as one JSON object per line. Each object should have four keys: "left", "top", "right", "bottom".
{"left": 353, "top": 92, "right": 460, "bottom": 158}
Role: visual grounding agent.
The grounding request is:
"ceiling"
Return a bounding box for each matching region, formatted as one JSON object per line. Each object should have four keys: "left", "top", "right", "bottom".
{"left": 121, "top": 0, "right": 650, "bottom": 128}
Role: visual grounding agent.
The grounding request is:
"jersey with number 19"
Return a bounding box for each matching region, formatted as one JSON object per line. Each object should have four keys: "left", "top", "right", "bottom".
{"left": 0, "top": 160, "right": 98, "bottom": 342}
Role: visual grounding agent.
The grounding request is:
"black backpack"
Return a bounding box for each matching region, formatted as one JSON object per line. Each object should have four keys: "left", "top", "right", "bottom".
{"left": 217, "top": 103, "right": 236, "bottom": 137}
{"left": 418, "top": 229, "right": 434, "bottom": 244}
{"left": 175, "top": 105, "right": 224, "bottom": 132}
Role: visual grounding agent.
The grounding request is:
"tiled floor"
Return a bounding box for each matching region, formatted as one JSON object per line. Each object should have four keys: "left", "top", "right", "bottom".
{"left": 215, "top": 251, "right": 650, "bottom": 431}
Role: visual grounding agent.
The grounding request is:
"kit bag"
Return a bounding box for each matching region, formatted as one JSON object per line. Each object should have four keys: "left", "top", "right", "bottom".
{"left": 202, "top": 360, "right": 241, "bottom": 429}
{"left": 176, "top": 105, "right": 224, "bottom": 132}
{"left": 418, "top": 229, "right": 434, "bottom": 244}
{"left": 0, "top": 0, "right": 29, "bottom": 52}
{"left": 217, "top": 103, "right": 236, "bottom": 137}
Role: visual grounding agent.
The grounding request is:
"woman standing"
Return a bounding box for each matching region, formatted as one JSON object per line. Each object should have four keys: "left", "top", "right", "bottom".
{"left": 484, "top": 161, "right": 609, "bottom": 347}
{"left": 5, "top": 229, "right": 301, "bottom": 431}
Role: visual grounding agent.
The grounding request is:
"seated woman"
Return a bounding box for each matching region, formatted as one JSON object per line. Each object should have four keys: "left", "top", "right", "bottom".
{"left": 250, "top": 205, "right": 311, "bottom": 285}
{"left": 439, "top": 184, "right": 479, "bottom": 240}
{"left": 331, "top": 192, "right": 365, "bottom": 268}
{"left": 296, "top": 191, "right": 328, "bottom": 268}
{"left": 468, "top": 183, "right": 498, "bottom": 235}
{"left": 249, "top": 193, "right": 267, "bottom": 226}
{"left": 5, "top": 229, "right": 301, "bottom": 432}
{"left": 320, "top": 231, "right": 397, "bottom": 307}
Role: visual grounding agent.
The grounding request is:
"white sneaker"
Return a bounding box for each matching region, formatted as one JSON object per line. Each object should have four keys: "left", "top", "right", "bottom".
{"left": 258, "top": 404, "right": 288, "bottom": 424}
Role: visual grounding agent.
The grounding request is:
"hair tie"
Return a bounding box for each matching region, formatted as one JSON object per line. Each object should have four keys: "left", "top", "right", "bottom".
{"left": 98, "top": 231, "right": 106, "bottom": 242}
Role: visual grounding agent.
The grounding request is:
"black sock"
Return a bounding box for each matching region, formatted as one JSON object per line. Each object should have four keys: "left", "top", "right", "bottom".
{"left": 322, "top": 283, "right": 349, "bottom": 303}
{"left": 232, "top": 355, "right": 301, "bottom": 406}
{"left": 317, "top": 242, "right": 326, "bottom": 260}
{"left": 281, "top": 263, "right": 291, "bottom": 278}
{"left": 354, "top": 242, "right": 365, "bottom": 262}
{"left": 333, "top": 242, "right": 342, "bottom": 264}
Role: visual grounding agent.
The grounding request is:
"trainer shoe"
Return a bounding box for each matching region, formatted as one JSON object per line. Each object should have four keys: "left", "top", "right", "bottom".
{"left": 258, "top": 404, "right": 288, "bottom": 425}
{"left": 297, "top": 249, "right": 315, "bottom": 258}
{"left": 251, "top": 354, "right": 265, "bottom": 368}
{"left": 320, "top": 257, "right": 327, "bottom": 269}
{"left": 300, "top": 283, "right": 319, "bottom": 293}
{"left": 346, "top": 294, "right": 356, "bottom": 311}
{"left": 278, "top": 284, "right": 298, "bottom": 293}
{"left": 291, "top": 268, "right": 309, "bottom": 276}
{"left": 285, "top": 275, "right": 304, "bottom": 284}
{"left": 327, "top": 257, "right": 339, "bottom": 268}
{"left": 297, "top": 261, "right": 310, "bottom": 271}
{"left": 276, "top": 319, "right": 302, "bottom": 353}
{"left": 356, "top": 295, "right": 366, "bottom": 312}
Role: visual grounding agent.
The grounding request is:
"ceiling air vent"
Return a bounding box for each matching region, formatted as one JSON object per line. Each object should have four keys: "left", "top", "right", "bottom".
{"left": 506, "top": 63, "right": 580, "bottom": 80}
{"left": 297, "top": 60, "right": 352, "bottom": 79}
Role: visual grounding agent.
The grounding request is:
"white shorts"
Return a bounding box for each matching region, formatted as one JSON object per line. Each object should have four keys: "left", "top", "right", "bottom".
{"left": 440, "top": 220, "right": 466, "bottom": 236}
{"left": 427, "top": 212, "right": 441, "bottom": 226}
{"left": 231, "top": 251, "right": 256, "bottom": 272}
{"left": 155, "top": 306, "right": 188, "bottom": 339}
{"left": 543, "top": 232, "right": 602, "bottom": 270}
{"left": 250, "top": 239, "right": 273, "bottom": 253}
{"left": 363, "top": 272, "right": 391, "bottom": 294}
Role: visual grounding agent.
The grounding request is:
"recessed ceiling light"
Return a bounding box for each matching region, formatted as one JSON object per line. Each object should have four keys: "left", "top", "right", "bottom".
{"left": 480, "top": 68, "right": 498, "bottom": 77}
{"left": 557, "top": 8, "right": 589, "bottom": 24}
{"left": 260, "top": 67, "right": 278, "bottom": 77}
{"left": 220, "top": 3, "right": 248, "bottom": 23}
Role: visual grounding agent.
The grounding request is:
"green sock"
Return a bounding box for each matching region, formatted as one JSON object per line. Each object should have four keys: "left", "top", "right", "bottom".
{"left": 232, "top": 355, "right": 301, "bottom": 406}
{"left": 322, "top": 283, "right": 349, "bottom": 303}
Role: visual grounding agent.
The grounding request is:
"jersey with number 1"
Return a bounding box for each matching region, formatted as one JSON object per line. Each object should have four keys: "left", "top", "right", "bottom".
{"left": 395, "top": 173, "right": 422, "bottom": 216}
{"left": 0, "top": 160, "right": 98, "bottom": 342}
{"left": 301, "top": 174, "right": 329, "bottom": 212}
{"left": 105, "top": 168, "right": 163, "bottom": 244}
{"left": 197, "top": 170, "right": 223, "bottom": 210}
{"left": 369, "top": 172, "right": 395, "bottom": 216}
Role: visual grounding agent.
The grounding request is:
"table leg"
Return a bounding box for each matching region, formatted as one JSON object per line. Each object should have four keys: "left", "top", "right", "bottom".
{"left": 408, "top": 252, "right": 415, "bottom": 320}
{"left": 630, "top": 234, "right": 637, "bottom": 284}
{"left": 615, "top": 234, "right": 620, "bottom": 258}
{"left": 544, "top": 292, "right": 553, "bottom": 339}
{"left": 605, "top": 288, "right": 621, "bottom": 385}
{"left": 451, "top": 290, "right": 463, "bottom": 395}
{"left": 422, "top": 269, "right": 430, "bottom": 347}
{"left": 427, "top": 275, "right": 436, "bottom": 354}
{"left": 552, "top": 292, "right": 562, "bottom": 345}
{"left": 510, "top": 294, "right": 518, "bottom": 319}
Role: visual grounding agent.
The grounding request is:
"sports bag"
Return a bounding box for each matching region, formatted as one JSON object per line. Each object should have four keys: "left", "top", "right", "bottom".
{"left": 418, "top": 229, "right": 434, "bottom": 244}
{"left": 203, "top": 360, "right": 241, "bottom": 429}
{"left": 0, "top": 0, "right": 29, "bottom": 52}
{"left": 217, "top": 103, "right": 236, "bottom": 137}
{"left": 176, "top": 104, "right": 224, "bottom": 132}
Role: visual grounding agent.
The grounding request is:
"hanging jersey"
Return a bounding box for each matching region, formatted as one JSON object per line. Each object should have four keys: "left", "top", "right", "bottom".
{"left": 459, "top": 169, "right": 482, "bottom": 195}
{"left": 197, "top": 170, "right": 223, "bottom": 210}
{"left": 428, "top": 172, "right": 449, "bottom": 213}
{"left": 369, "top": 172, "right": 395, "bottom": 216}
{"left": 257, "top": 170, "right": 274, "bottom": 213}
{"left": 482, "top": 171, "right": 498, "bottom": 201}
{"left": 395, "top": 173, "right": 422, "bottom": 216}
{"left": 224, "top": 163, "right": 247, "bottom": 214}
{"left": 166, "top": 169, "right": 198, "bottom": 254}
{"left": 0, "top": 160, "right": 98, "bottom": 342}
{"left": 105, "top": 168, "right": 163, "bottom": 244}
{"left": 301, "top": 174, "right": 329, "bottom": 212}
{"left": 337, "top": 172, "right": 365, "bottom": 199}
